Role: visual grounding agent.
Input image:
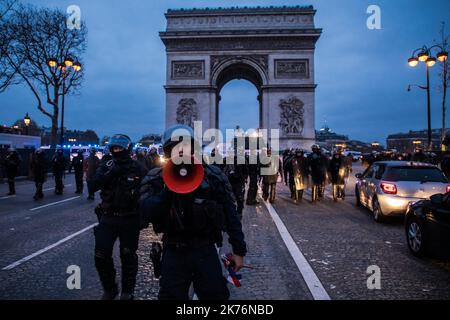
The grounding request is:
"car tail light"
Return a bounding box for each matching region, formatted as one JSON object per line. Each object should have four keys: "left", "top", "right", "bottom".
{"left": 446, "top": 185, "right": 450, "bottom": 193}
{"left": 381, "top": 182, "right": 397, "bottom": 195}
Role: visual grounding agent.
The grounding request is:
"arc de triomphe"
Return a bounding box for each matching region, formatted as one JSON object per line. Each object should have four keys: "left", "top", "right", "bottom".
{"left": 160, "top": 6, "right": 321, "bottom": 149}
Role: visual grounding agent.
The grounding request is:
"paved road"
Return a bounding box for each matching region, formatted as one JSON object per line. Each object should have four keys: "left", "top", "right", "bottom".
{"left": 0, "top": 165, "right": 449, "bottom": 300}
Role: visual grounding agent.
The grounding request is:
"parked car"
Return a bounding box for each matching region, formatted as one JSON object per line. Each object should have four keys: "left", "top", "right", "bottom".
{"left": 355, "top": 161, "right": 450, "bottom": 222}
{"left": 405, "top": 193, "right": 450, "bottom": 258}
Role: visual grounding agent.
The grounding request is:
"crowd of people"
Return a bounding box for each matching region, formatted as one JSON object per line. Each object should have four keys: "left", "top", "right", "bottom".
{"left": 0, "top": 145, "right": 164, "bottom": 201}
{"left": 5, "top": 132, "right": 450, "bottom": 301}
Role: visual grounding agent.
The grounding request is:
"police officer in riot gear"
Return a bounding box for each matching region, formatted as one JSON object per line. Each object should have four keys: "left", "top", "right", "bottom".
{"left": 308, "top": 145, "right": 328, "bottom": 203}
{"left": 86, "top": 147, "right": 100, "bottom": 200}
{"left": 329, "top": 149, "right": 346, "bottom": 201}
{"left": 30, "top": 149, "right": 48, "bottom": 200}
{"left": 145, "top": 147, "right": 160, "bottom": 171}
{"left": 246, "top": 149, "right": 260, "bottom": 205}
{"left": 90, "top": 134, "right": 146, "bottom": 300}
{"left": 224, "top": 149, "right": 248, "bottom": 220}
{"left": 69, "top": 149, "right": 84, "bottom": 194}
{"left": 139, "top": 124, "right": 247, "bottom": 300}
{"left": 283, "top": 149, "right": 294, "bottom": 187}
{"left": 101, "top": 145, "right": 112, "bottom": 164}
{"left": 261, "top": 148, "right": 282, "bottom": 204}
{"left": 290, "top": 149, "right": 308, "bottom": 203}
{"left": 51, "top": 148, "right": 66, "bottom": 195}
{"left": 3, "top": 148, "right": 21, "bottom": 195}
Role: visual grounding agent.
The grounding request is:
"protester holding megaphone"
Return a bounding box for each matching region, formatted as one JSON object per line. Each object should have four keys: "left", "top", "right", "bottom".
{"left": 139, "top": 124, "right": 247, "bottom": 300}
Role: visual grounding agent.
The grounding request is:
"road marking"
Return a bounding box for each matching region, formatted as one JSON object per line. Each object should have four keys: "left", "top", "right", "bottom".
{"left": 0, "top": 195, "right": 16, "bottom": 200}
{"left": 2, "top": 223, "right": 97, "bottom": 270}
{"left": 43, "top": 184, "right": 73, "bottom": 192}
{"left": 260, "top": 197, "right": 331, "bottom": 300}
{"left": 29, "top": 196, "right": 80, "bottom": 211}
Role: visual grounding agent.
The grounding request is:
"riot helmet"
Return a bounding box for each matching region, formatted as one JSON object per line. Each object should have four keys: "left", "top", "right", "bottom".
{"left": 162, "top": 124, "right": 195, "bottom": 157}
{"left": 109, "top": 134, "right": 132, "bottom": 151}
{"left": 109, "top": 134, "right": 133, "bottom": 159}
{"left": 311, "top": 144, "right": 321, "bottom": 153}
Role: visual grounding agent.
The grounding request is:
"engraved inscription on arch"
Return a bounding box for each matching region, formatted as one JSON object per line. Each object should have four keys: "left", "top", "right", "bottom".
{"left": 171, "top": 61, "right": 205, "bottom": 79}
{"left": 275, "top": 59, "right": 309, "bottom": 79}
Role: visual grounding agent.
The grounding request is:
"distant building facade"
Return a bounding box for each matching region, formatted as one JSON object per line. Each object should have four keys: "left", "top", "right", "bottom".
{"left": 0, "top": 133, "right": 41, "bottom": 149}
{"left": 40, "top": 127, "right": 100, "bottom": 146}
{"left": 386, "top": 129, "right": 445, "bottom": 153}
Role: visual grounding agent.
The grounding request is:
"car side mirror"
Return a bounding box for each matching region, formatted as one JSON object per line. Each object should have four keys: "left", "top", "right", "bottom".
{"left": 430, "top": 193, "right": 444, "bottom": 205}
{"left": 355, "top": 173, "right": 362, "bottom": 179}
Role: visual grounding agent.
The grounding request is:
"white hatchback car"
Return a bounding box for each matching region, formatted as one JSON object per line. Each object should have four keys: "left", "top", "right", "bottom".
{"left": 355, "top": 161, "right": 450, "bottom": 222}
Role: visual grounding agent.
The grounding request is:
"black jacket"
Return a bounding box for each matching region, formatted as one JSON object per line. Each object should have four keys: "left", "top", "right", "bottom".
{"left": 139, "top": 165, "right": 247, "bottom": 257}
{"left": 308, "top": 152, "right": 328, "bottom": 184}
{"left": 31, "top": 152, "right": 48, "bottom": 183}
{"left": 4, "top": 151, "right": 21, "bottom": 177}
{"left": 52, "top": 153, "right": 66, "bottom": 173}
{"left": 70, "top": 155, "right": 84, "bottom": 173}
{"left": 91, "top": 156, "right": 146, "bottom": 215}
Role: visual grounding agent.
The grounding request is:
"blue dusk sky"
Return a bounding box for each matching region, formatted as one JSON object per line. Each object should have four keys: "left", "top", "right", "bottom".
{"left": 1, "top": 0, "right": 450, "bottom": 144}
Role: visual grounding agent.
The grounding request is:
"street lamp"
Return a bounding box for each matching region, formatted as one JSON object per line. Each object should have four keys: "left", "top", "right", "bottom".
{"left": 46, "top": 56, "right": 82, "bottom": 146}
{"left": 407, "top": 45, "right": 448, "bottom": 151}
{"left": 23, "top": 113, "right": 31, "bottom": 135}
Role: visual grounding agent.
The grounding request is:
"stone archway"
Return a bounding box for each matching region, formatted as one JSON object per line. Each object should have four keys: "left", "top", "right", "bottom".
{"left": 160, "top": 6, "right": 321, "bottom": 149}
{"left": 211, "top": 57, "right": 267, "bottom": 129}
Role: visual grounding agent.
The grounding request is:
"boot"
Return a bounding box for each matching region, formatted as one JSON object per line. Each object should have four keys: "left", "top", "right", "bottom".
{"left": 312, "top": 185, "right": 318, "bottom": 203}
{"left": 269, "top": 184, "right": 276, "bottom": 203}
{"left": 296, "top": 190, "right": 303, "bottom": 203}
{"left": 340, "top": 186, "right": 346, "bottom": 200}
{"left": 332, "top": 184, "right": 338, "bottom": 202}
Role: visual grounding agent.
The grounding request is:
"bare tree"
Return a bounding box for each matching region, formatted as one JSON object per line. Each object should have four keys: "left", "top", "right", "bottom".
{"left": 0, "top": 4, "right": 87, "bottom": 146}
{"left": 0, "top": 0, "right": 18, "bottom": 88}
{"left": 0, "top": 0, "right": 17, "bottom": 21}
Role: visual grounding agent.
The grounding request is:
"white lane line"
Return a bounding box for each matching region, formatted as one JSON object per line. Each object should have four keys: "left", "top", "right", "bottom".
{"left": 29, "top": 196, "right": 80, "bottom": 211}
{"left": 2, "top": 223, "right": 97, "bottom": 270}
{"left": 43, "top": 184, "right": 73, "bottom": 192}
{"left": 0, "top": 195, "right": 16, "bottom": 200}
{"left": 260, "top": 197, "right": 331, "bottom": 300}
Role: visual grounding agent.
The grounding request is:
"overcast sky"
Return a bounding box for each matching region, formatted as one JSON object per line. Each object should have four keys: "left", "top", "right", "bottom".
{"left": 1, "top": 0, "right": 450, "bottom": 144}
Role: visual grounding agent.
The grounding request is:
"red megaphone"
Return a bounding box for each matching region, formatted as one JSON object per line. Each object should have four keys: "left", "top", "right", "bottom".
{"left": 162, "top": 157, "right": 205, "bottom": 194}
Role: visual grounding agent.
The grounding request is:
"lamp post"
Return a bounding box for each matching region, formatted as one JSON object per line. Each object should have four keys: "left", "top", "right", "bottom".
{"left": 46, "top": 57, "right": 82, "bottom": 146}
{"left": 23, "top": 113, "right": 31, "bottom": 135}
{"left": 408, "top": 45, "right": 448, "bottom": 151}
